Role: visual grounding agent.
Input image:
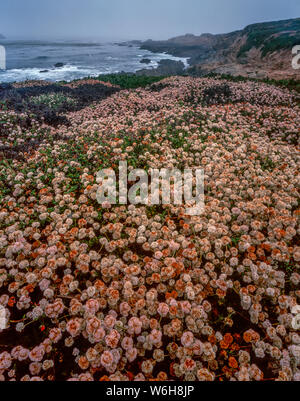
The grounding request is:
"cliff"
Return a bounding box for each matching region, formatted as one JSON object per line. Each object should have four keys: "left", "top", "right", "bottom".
{"left": 140, "top": 18, "right": 300, "bottom": 79}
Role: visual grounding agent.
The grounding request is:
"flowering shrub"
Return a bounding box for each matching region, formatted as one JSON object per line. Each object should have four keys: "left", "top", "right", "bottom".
{"left": 0, "top": 76, "right": 299, "bottom": 381}
{"left": 29, "top": 93, "right": 77, "bottom": 111}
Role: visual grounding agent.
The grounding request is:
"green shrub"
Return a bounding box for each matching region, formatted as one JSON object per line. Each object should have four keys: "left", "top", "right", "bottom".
{"left": 94, "top": 74, "right": 165, "bottom": 89}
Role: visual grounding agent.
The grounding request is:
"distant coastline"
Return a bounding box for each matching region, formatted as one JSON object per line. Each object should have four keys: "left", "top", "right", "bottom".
{"left": 128, "top": 17, "right": 300, "bottom": 80}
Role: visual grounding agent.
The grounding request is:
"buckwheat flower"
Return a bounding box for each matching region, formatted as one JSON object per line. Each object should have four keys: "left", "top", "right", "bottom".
{"left": 85, "top": 299, "right": 99, "bottom": 315}
{"left": 49, "top": 328, "right": 62, "bottom": 344}
{"left": 0, "top": 352, "right": 12, "bottom": 370}
{"left": 126, "top": 347, "right": 138, "bottom": 363}
{"left": 255, "top": 348, "right": 265, "bottom": 359}
{"left": 30, "top": 377, "right": 43, "bottom": 381}
{"left": 278, "top": 295, "right": 290, "bottom": 309}
{"left": 192, "top": 340, "right": 203, "bottom": 356}
{"left": 141, "top": 360, "right": 154, "bottom": 376}
{"left": 32, "top": 306, "right": 43, "bottom": 320}
{"left": 65, "top": 337, "right": 74, "bottom": 347}
{"left": 236, "top": 366, "right": 250, "bottom": 381}
{"left": 25, "top": 272, "right": 36, "bottom": 284}
{"left": 181, "top": 331, "right": 194, "bottom": 348}
{"left": 201, "top": 326, "right": 213, "bottom": 336}
{"left": 72, "top": 348, "right": 80, "bottom": 357}
{"left": 15, "top": 322, "right": 25, "bottom": 332}
{"left": 249, "top": 364, "right": 263, "bottom": 381}
{"left": 266, "top": 326, "right": 277, "bottom": 340}
{"left": 290, "top": 273, "right": 300, "bottom": 286}
{"left": 10, "top": 346, "right": 24, "bottom": 361}
{"left": 128, "top": 317, "right": 142, "bottom": 335}
{"left": 66, "top": 318, "right": 82, "bottom": 337}
{"left": 29, "top": 362, "right": 41, "bottom": 376}
{"left": 229, "top": 257, "right": 239, "bottom": 267}
{"left": 86, "top": 316, "right": 101, "bottom": 335}
{"left": 119, "top": 302, "right": 131, "bottom": 317}
{"left": 275, "top": 325, "right": 286, "bottom": 337}
{"left": 20, "top": 374, "right": 31, "bottom": 382}
{"left": 37, "top": 257, "right": 46, "bottom": 268}
{"left": 42, "top": 360, "right": 54, "bottom": 370}
{"left": 69, "top": 281, "right": 79, "bottom": 292}
{"left": 29, "top": 346, "right": 45, "bottom": 362}
{"left": 180, "top": 300, "right": 192, "bottom": 314}
{"left": 19, "top": 260, "right": 29, "bottom": 270}
{"left": 241, "top": 295, "right": 252, "bottom": 310}
{"left": 293, "top": 247, "right": 300, "bottom": 262}
{"left": 78, "top": 355, "right": 89, "bottom": 370}
{"left": 7, "top": 369, "right": 15, "bottom": 379}
{"left": 291, "top": 333, "right": 300, "bottom": 345}
{"left": 105, "top": 329, "right": 120, "bottom": 349}
{"left": 41, "top": 267, "right": 52, "bottom": 279}
{"left": 153, "top": 349, "right": 164, "bottom": 362}
{"left": 38, "top": 279, "right": 50, "bottom": 292}
{"left": 104, "top": 314, "right": 116, "bottom": 329}
{"left": 101, "top": 350, "right": 114, "bottom": 368}
{"left": 238, "top": 338, "right": 251, "bottom": 360}
{"left": 197, "top": 368, "right": 214, "bottom": 381}
{"left": 86, "top": 286, "right": 96, "bottom": 298}
{"left": 265, "top": 287, "right": 276, "bottom": 297}
{"left": 293, "top": 372, "right": 300, "bottom": 381}
{"left": 202, "top": 300, "right": 212, "bottom": 313}
{"left": 270, "top": 347, "right": 282, "bottom": 360}
{"left": 121, "top": 337, "right": 133, "bottom": 350}
{"left": 182, "top": 357, "right": 196, "bottom": 372}
{"left": 289, "top": 345, "right": 300, "bottom": 363}
{"left": 45, "top": 298, "right": 65, "bottom": 318}
{"left": 149, "top": 329, "right": 162, "bottom": 345}
{"left": 157, "top": 303, "right": 169, "bottom": 317}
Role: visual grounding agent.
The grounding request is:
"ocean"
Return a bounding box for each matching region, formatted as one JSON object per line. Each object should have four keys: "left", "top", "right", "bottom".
{"left": 0, "top": 40, "right": 188, "bottom": 83}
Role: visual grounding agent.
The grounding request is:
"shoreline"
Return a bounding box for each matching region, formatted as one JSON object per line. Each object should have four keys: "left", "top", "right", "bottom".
{"left": 0, "top": 40, "right": 189, "bottom": 84}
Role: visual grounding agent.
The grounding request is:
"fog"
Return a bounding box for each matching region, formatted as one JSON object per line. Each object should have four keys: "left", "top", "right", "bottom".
{"left": 1, "top": 0, "right": 299, "bottom": 41}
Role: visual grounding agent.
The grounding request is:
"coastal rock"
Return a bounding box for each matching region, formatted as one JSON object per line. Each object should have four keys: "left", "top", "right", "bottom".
{"left": 54, "top": 63, "right": 64, "bottom": 68}
{"left": 140, "top": 58, "right": 151, "bottom": 64}
{"left": 136, "top": 59, "right": 185, "bottom": 76}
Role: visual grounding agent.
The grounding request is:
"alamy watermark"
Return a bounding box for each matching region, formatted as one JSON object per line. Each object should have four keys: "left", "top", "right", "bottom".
{"left": 292, "top": 45, "right": 300, "bottom": 70}
{"left": 0, "top": 45, "right": 6, "bottom": 70}
{"left": 96, "top": 161, "right": 204, "bottom": 216}
{"left": 0, "top": 305, "right": 7, "bottom": 330}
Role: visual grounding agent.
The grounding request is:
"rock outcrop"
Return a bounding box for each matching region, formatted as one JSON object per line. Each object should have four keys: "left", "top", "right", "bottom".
{"left": 140, "top": 18, "right": 300, "bottom": 79}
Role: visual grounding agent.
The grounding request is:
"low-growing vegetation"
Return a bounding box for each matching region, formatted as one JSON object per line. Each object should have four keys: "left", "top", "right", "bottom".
{"left": 238, "top": 18, "right": 300, "bottom": 58}
{"left": 92, "top": 74, "right": 166, "bottom": 89}
{"left": 206, "top": 73, "right": 300, "bottom": 95}
{"left": 0, "top": 76, "right": 299, "bottom": 382}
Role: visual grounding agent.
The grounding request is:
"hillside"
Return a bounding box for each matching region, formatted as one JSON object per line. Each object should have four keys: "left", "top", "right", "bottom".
{"left": 140, "top": 18, "right": 300, "bottom": 79}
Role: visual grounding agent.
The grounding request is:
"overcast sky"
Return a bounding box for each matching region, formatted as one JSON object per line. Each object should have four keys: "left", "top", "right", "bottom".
{"left": 1, "top": 0, "right": 299, "bottom": 40}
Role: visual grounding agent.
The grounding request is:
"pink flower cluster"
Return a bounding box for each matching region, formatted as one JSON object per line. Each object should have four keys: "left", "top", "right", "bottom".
{"left": 0, "top": 76, "right": 299, "bottom": 381}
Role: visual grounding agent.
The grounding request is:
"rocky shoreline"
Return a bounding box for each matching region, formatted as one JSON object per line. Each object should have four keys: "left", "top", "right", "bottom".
{"left": 122, "top": 17, "right": 300, "bottom": 80}
{"left": 135, "top": 59, "right": 186, "bottom": 76}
